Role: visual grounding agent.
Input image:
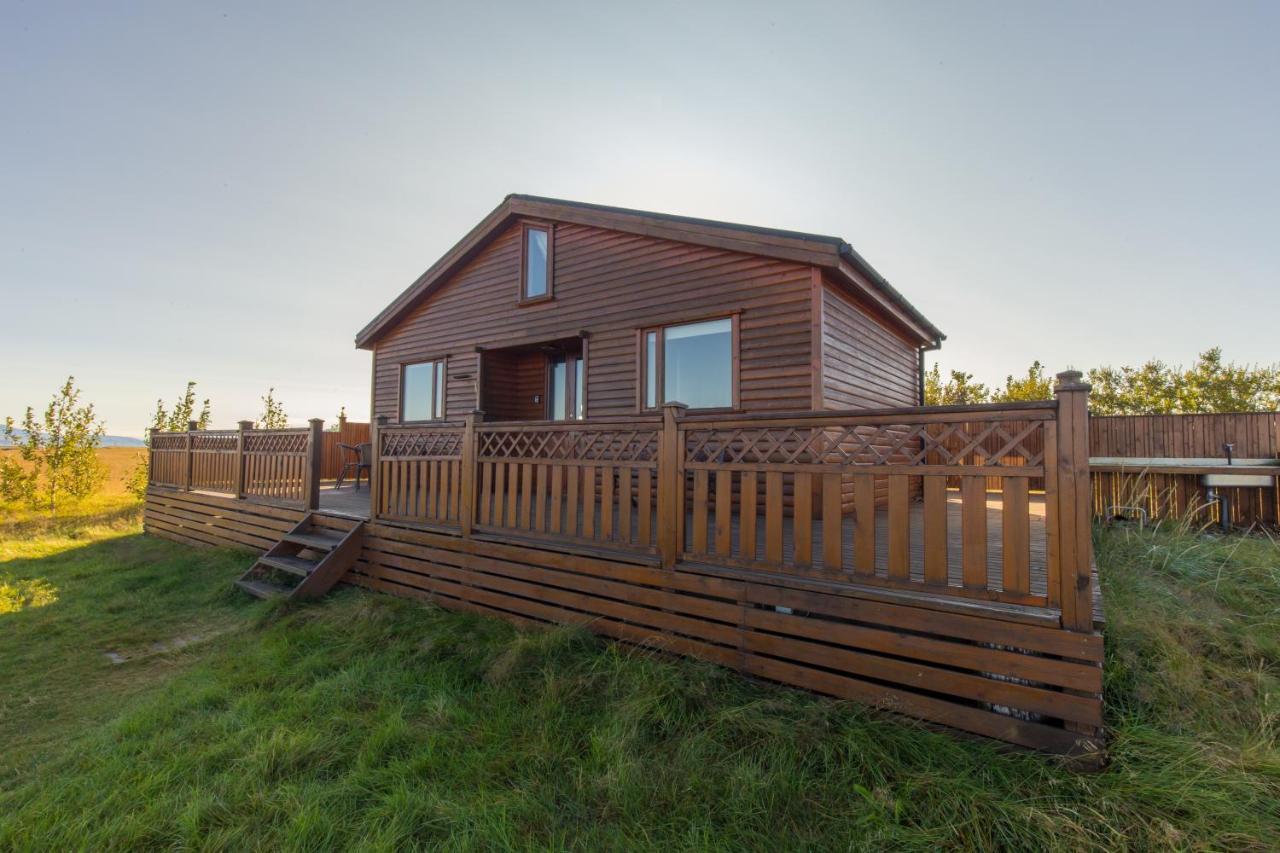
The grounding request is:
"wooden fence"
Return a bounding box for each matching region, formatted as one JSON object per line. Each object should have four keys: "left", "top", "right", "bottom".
{"left": 149, "top": 419, "right": 325, "bottom": 509}
{"left": 369, "top": 375, "right": 1096, "bottom": 630}
{"left": 1089, "top": 412, "right": 1280, "bottom": 527}
{"left": 320, "top": 420, "right": 371, "bottom": 480}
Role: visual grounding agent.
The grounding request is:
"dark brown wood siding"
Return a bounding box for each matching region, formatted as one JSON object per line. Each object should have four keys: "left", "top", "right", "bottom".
{"left": 373, "top": 221, "right": 817, "bottom": 421}
{"left": 820, "top": 277, "right": 920, "bottom": 409}
{"left": 820, "top": 277, "right": 923, "bottom": 508}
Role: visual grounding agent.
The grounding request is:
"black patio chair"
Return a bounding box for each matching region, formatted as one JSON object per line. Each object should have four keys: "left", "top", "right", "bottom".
{"left": 336, "top": 442, "right": 372, "bottom": 490}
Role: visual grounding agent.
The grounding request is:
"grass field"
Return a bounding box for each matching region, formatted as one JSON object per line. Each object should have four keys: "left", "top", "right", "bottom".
{"left": 0, "top": 500, "right": 1277, "bottom": 849}
{"left": 0, "top": 446, "right": 146, "bottom": 528}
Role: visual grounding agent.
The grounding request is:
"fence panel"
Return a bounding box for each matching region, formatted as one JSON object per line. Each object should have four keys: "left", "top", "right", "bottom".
{"left": 242, "top": 428, "right": 310, "bottom": 505}
{"left": 149, "top": 432, "right": 187, "bottom": 488}
{"left": 1090, "top": 412, "right": 1280, "bottom": 527}
{"left": 376, "top": 424, "right": 465, "bottom": 527}
{"left": 473, "top": 418, "right": 662, "bottom": 553}
{"left": 321, "top": 421, "right": 371, "bottom": 480}
{"left": 678, "top": 404, "right": 1059, "bottom": 608}
{"left": 189, "top": 431, "right": 238, "bottom": 493}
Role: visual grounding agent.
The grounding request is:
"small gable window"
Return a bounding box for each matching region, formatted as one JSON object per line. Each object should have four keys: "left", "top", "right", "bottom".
{"left": 520, "top": 223, "right": 553, "bottom": 302}
{"left": 401, "top": 359, "right": 446, "bottom": 421}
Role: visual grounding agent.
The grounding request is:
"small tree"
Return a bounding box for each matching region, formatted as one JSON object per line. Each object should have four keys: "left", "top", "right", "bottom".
{"left": 923, "top": 364, "right": 991, "bottom": 406}
{"left": 1088, "top": 348, "right": 1280, "bottom": 414}
{"left": 125, "top": 381, "right": 212, "bottom": 498}
{"left": 259, "top": 388, "right": 288, "bottom": 430}
{"left": 994, "top": 360, "right": 1053, "bottom": 402}
{"left": 0, "top": 377, "right": 106, "bottom": 516}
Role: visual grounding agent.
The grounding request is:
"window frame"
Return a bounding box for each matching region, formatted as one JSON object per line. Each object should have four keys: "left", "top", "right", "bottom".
{"left": 517, "top": 221, "right": 555, "bottom": 305}
{"left": 398, "top": 357, "right": 448, "bottom": 423}
{"left": 545, "top": 348, "right": 587, "bottom": 421}
{"left": 637, "top": 313, "right": 739, "bottom": 413}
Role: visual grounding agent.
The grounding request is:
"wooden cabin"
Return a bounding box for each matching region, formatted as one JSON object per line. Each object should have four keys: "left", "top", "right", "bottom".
{"left": 356, "top": 195, "right": 945, "bottom": 426}
{"left": 143, "top": 196, "right": 1104, "bottom": 760}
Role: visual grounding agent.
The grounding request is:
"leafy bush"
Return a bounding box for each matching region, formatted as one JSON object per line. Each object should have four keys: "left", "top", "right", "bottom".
{"left": 0, "top": 377, "right": 106, "bottom": 515}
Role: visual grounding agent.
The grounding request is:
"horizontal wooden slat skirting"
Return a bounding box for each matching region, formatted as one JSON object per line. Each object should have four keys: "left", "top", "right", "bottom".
{"left": 145, "top": 487, "right": 1103, "bottom": 757}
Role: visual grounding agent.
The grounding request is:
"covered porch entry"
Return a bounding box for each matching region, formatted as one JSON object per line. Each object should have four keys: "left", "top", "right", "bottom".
{"left": 478, "top": 335, "right": 585, "bottom": 422}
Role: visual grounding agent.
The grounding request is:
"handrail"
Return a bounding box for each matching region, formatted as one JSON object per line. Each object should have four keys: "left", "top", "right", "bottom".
{"left": 149, "top": 420, "right": 324, "bottom": 510}
{"left": 364, "top": 377, "right": 1094, "bottom": 630}
{"left": 148, "top": 383, "right": 1094, "bottom": 632}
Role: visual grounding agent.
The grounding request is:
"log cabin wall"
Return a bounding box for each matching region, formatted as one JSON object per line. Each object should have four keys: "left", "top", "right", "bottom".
{"left": 819, "top": 276, "right": 920, "bottom": 409}
{"left": 819, "top": 275, "right": 924, "bottom": 507}
{"left": 372, "top": 220, "right": 818, "bottom": 422}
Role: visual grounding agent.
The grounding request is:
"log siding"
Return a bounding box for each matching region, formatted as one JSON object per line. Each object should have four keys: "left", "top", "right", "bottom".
{"left": 374, "top": 221, "right": 821, "bottom": 422}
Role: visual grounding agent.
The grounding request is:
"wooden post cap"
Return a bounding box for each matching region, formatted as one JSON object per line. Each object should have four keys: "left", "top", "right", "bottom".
{"left": 309, "top": 418, "right": 324, "bottom": 428}
{"left": 375, "top": 415, "right": 389, "bottom": 426}
{"left": 662, "top": 401, "right": 690, "bottom": 412}
{"left": 187, "top": 420, "right": 199, "bottom": 431}
{"left": 1054, "top": 371, "right": 1091, "bottom": 393}
{"left": 237, "top": 420, "right": 254, "bottom": 430}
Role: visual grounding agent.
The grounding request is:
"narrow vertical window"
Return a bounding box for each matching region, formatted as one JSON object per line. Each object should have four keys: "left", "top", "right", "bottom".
{"left": 644, "top": 331, "right": 658, "bottom": 409}
{"left": 550, "top": 354, "right": 568, "bottom": 421}
{"left": 520, "top": 224, "right": 552, "bottom": 301}
{"left": 575, "top": 357, "right": 585, "bottom": 420}
{"left": 434, "top": 361, "right": 445, "bottom": 419}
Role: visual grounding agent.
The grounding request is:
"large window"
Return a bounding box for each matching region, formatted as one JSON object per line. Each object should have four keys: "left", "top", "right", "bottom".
{"left": 520, "top": 223, "right": 553, "bottom": 302}
{"left": 641, "top": 317, "right": 735, "bottom": 410}
{"left": 401, "top": 360, "right": 446, "bottom": 421}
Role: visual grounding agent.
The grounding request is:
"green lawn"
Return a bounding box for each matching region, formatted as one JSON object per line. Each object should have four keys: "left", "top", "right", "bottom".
{"left": 1, "top": 500, "right": 1277, "bottom": 850}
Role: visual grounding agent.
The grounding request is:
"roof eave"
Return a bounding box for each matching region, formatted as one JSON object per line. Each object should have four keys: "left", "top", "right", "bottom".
{"left": 832, "top": 246, "right": 945, "bottom": 347}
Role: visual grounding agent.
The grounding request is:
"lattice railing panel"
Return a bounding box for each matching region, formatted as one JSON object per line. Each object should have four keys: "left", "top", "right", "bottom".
{"left": 381, "top": 429, "right": 463, "bottom": 459}
{"left": 683, "top": 419, "right": 1046, "bottom": 469}
{"left": 476, "top": 427, "right": 659, "bottom": 464}
{"left": 150, "top": 433, "right": 187, "bottom": 451}
{"left": 244, "top": 430, "right": 308, "bottom": 455}
{"left": 191, "top": 431, "right": 237, "bottom": 452}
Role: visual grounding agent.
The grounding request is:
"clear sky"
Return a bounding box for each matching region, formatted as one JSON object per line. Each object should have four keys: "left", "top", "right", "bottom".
{"left": 3, "top": 1, "right": 1277, "bottom": 437}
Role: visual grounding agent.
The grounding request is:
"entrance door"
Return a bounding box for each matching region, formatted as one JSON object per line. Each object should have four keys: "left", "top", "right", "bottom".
{"left": 548, "top": 352, "right": 584, "bottom": 420}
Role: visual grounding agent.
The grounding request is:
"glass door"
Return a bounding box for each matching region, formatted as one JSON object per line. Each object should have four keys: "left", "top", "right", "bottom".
{"left": 548, "top": 353, "right": 584, "bottom": 420}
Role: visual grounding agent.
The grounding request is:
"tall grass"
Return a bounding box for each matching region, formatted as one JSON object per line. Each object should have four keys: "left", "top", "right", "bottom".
{"left": 0, "top": 508, "right": 1276, "bottom": 849}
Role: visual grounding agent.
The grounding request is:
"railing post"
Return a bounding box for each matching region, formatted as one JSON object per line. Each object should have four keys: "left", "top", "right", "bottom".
{"left": 460, "top": 411, "right": 480, "bottom": 537}
{"left": 147, "top": 427, "right": 157, "bottom": 488}
{"left": 183, "top": 420, "right": 197, "bottom": 491}
{"left": 234, "top": 420, "right": 252, "bottom": 499}
{"left": 1054, "top": 371, "right": 1093, "bottom": 632}
{"left": 305, "top": 418, "right": 324, "bottom": 511}
{"left": 370, "top": 415, "right": 388, "bottom": 520}
{"left": 657, "top": 402, "right": 688, "bottom": 569}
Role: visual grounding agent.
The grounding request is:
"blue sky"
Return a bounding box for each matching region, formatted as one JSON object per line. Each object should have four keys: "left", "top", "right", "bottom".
{"left": 3, "top": 1, "right": 1277, "bottom": 436}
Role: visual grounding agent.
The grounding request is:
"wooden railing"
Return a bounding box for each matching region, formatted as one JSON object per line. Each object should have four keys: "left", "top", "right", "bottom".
{"left": 376, "top": 423, "right": 466, "bottom": 526}
{"left": 368, "top": 372, "right": 1095, "bottom": 631}
{"left": 148, "top": 419, "right": 325, "bottom": 509}
{"left": 473, "top": 416, "right": 662, "bottom": 553}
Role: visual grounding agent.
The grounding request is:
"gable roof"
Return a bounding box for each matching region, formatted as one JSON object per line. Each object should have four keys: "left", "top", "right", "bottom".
{"left": 355, "top": 194, "right": 945, "bottom": 349}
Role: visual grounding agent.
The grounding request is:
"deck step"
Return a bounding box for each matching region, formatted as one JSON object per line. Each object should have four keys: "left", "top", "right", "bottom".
{"left": 258, "top": 554, "right": 318, "bottom": 577}
{"left": 282, "top": 529, "right": 346, "bottom": 551}
{"left": 235, "top": 578, "right": 291, "bottom": 599}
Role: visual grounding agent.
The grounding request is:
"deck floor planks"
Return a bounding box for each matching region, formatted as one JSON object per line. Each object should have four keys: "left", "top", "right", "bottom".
{"left": 310, "top": 483, "right": 1102, "bottom": 625}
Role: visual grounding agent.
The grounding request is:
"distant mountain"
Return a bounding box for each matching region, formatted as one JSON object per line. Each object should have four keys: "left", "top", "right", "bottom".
{"left": 101, "top": 435, "right": 147, "bottom": 447}
{"left": 0, "top": 430, "right": 144, "bottom": 448}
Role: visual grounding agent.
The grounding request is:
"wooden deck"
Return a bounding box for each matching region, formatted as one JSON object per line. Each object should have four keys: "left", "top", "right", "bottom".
{"left": 319, "top": 483, "right": 373, "bottom": 518}
{"left": 323, "top": 482, "right": 1102, "bottom": 626}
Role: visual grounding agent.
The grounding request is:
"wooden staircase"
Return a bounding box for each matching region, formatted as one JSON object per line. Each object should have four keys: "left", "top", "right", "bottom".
{"left": 234, "top": 513, "right": 365, "bottom": 600}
